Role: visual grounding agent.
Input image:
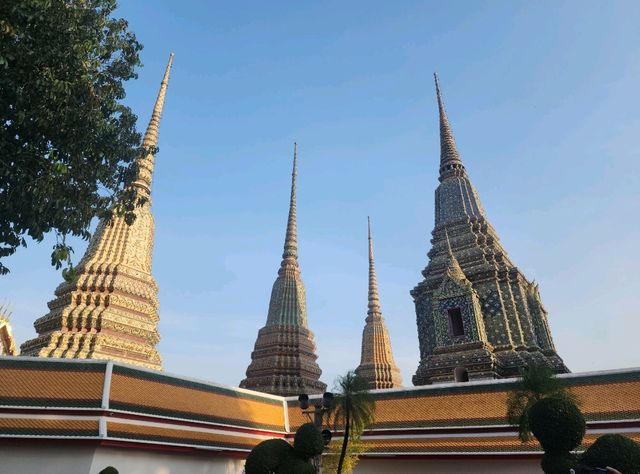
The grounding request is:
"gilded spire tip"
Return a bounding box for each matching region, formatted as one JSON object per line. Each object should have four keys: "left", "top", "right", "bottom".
{"left": 132, "top": 52, "right": 173, "bottom": 196}
{"left": 367, "top": 216, "right": 381, "bottom": 316}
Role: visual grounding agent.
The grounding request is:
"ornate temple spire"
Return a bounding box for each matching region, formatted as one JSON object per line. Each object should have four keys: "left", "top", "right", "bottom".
{"left": 266, "top": 143, "right": 306, "bottom": 327}
{"left": 434, "top": 72, "right": 465, "bottom": 178}
{"left": 432, "top": 74, "right": 485, "bottom": 225}
{"left": 20, "top": 54, "right": 175, "bottom": 370}
{"left": 133, "top": 52, "right": 174, "bottom": 197}
{"left": 282, "top": 142, "right": 298, "bottom": 261}
{"left": 356, "top": 217, "right": 403, "bottom": 389}
{"left": 241, "top": 144, "right": 326, "bottom": 396}
{"left": 412, "top": 74, "right": 568, "bottom": 386}
{"left": 367, "top": 217, "right": 382, "bottom": 317}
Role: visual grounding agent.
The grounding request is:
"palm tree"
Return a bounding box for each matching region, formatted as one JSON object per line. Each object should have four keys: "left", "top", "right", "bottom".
{"left": 506, "top": 364, "right": 578, "bottom": 442}
{"left": 330, "top": 371, "right": 375, "bottom": 474}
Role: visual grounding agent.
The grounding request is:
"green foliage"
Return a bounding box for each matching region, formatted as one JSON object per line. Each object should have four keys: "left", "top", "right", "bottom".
{"left": 274, "top": 454, "right": 316, "bottom": 474}
{"left": 293, "top": 422, "right": 324, "bottom": 460}
{"left": 529, "top": 397, "right": 586, "bottom": 454}
{"left": 540, "top": 452, "right": 578, "bottom": 474}
{"left": 506, "top": 364, "right": 578, "bottom": 442}
{"left": 244, "top": 438, "right": 293, "bottom": 474}
{"left": 98, "top": 468, "right": 119, "bottom": 474}
{"left": 330, "top": 370, "right": 375, "bottom": 474}
{"left": 580, "top": 434, "right": 640, "bottom": 474}
{"left": 322, "top": 437, "right": 366, "bottom": 474}
{"left": 0, "top": 0, "right": 146, "bottom": 276}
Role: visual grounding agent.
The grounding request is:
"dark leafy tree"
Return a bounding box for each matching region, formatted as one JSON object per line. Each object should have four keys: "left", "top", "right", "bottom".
{"left": 0, "top": 0, "right": 146, "bottom": 278}
{"left": 330, "top": 371, "right": 375, "bottom": 474}
{"left": 293, "top": 422, "right": 324, "bottom": 460}
{"left": 506, "top": 364, "right": 578, "bottom": 442}
{"left": 580, "top": 434, "right": 640, "bottom": 474}
{"left": 98, "top": 468, "right": 119, "bottom": 474}
{"left": 244, "top": 424, "right": 322, "bottom": 474}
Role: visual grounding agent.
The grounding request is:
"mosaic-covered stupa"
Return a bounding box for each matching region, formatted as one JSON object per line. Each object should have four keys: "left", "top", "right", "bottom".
{"left": 19, "top": 54, "right": 175, "bottom": 370}
{"left": 240, "top": 144, "right": 326, "bottom": 396}
{"left": 355, "top": 218, "right": 402, "bottom": 389}
{"left": 411, "top": 74, "right": 568, "bottom": 385}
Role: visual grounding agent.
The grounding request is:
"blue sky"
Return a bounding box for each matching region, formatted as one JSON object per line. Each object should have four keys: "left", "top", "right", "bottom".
{"left": 3, "top": 1, "right": 640, "bottom": 387}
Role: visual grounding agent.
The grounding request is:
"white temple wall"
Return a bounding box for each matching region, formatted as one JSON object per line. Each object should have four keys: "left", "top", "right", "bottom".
{"left": 0, "top": 444, "right": 245, "bottom": 474}
{"left": 0, "top": 443, "right": 544, "bottom": 474}
{"left": 0, "top": 444, "right": 95, "bottom": 474}
{"left": 90, "top": 447, "right": 245, "bottom": 474}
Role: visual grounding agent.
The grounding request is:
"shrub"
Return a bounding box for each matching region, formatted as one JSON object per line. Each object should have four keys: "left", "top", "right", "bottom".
{"left": 529, "top": 397, "right": 586, "bottom": 453}
{"left": 540, "top": 452, "right": 578, "bottom": 474}
{"left": 98, "top": 468, "right": 119, "bottom": 474}
{"left": 275, "top": 454, "right": 316, "bottom": 474}
{"left": 293, "top": 422, "right": 324, "bottom": 460}
{"left": 244, "top": 438, "right": 293, "bottom": 474}
{"left": 580, "top": 434, "right": 640, "bottom": 474}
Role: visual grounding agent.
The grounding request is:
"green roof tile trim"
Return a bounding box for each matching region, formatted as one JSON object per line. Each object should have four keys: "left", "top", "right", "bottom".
{"left": 107, "top": 431, "right": 254, "bottom": 451}
{"left": 0, "top": 357, "right": 107, "bottom": 372}
{"left": 0, "top": 397, "right": 101, "bottom": 409}
{"left": 0, "top": 428, "right": 98, "bottom": 437}
{"left": 111, "top": 365, "right": 283, "bottom": 406}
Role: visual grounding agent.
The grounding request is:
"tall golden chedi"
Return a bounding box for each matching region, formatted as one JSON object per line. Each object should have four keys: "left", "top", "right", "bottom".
{"left": 20, "top": 54, "right": 174, "bottom": 370}
{"left": 0, "top": 304, "right": 17, "bottom": 356}
{"left": 240, "top": 144, "right": 326, "bottom": 396}
{"left": 355, "top": 218, "right": 402, "bottom": 389}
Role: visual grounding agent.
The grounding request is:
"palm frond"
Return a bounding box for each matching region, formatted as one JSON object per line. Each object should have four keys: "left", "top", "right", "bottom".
{"left": 505, "top": 364, "right": 578, "bottom": 443}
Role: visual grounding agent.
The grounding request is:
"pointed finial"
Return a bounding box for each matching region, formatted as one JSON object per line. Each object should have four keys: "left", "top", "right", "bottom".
{"left": 444, "top": 226, "right": 454, "bottom": 257}
{"left": 282, "top": 143, "right": 298, "bottom": 261}
{"left": 133, "top": 52, "right": 174, "bottom": 196}
{"left": 442, "top": 226, "right": 466, "bottom": 280}
{"left": 367, "top": 216, "right": 382, "bottom": 317}
{"left": 434, "top": 73, "right": 464, "bottom": 178}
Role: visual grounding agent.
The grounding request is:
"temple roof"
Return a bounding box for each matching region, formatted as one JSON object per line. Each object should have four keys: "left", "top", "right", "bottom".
{"left": 1, "top": 358, "right": 638, "bottom": 457}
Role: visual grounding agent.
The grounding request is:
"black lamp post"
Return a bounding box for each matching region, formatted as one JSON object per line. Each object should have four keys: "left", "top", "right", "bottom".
{"left": 298, "top": 392, "right": 334, "bottom": 472}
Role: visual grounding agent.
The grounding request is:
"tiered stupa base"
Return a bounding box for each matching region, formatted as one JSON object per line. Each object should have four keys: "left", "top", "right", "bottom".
{"left": 240, "top": 325, "right": 326, "bottom": 396}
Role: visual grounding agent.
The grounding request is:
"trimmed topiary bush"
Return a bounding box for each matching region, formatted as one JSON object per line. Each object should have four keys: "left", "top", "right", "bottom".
{"left": 293, "top": 422, "right": 324, "bottom": 460}
{"left": 529, "top": 397, "right": 586, "bottom": 453}
{"left": 275, "top": 454, "right": 317, "bottom": 474}
{"left": 540, "top": 453, "right": 578, "bottom": 474}
{"left": 98, "top": 468, "right": 119, "bottom": 474}
{"left": 244, "top": 438, "right": 293, "bottom": 474}
{"left": 580, "top": 433, "right": 640, "bottom": 474}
